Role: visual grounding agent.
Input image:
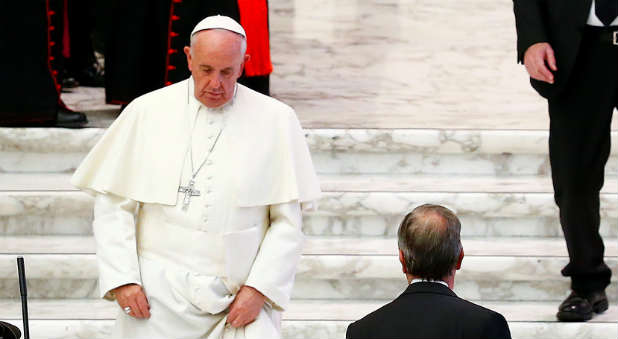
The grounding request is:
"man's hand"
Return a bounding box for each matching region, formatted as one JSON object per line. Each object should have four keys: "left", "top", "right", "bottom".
{"left": 113, "top": 284, "right": 151, "bottom": 319}
{"left": 523, "top": 42, "right": 558, "bottom": 84}
{"left": 227, "top": 285, "right": 266, "bottom": 328}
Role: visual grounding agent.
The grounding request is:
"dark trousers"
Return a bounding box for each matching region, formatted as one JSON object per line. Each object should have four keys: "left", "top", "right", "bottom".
{"left": 548, "top": 26, "right": 617, "bottom": 294}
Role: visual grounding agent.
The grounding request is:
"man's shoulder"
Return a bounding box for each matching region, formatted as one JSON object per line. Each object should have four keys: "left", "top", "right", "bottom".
{"left": 348, "top": 299, "right": 401, "bottom": 331}
{"left": 347, "top": 292, "right": 509, "bottom": 339}
{"left": 457, "top": 297, "right": 504, "bottom": 318}
{"left": 129, "top": 80, "right": 188, "bottom": 110}
{"left": 237, "top": 84, "right": 295, "bottom": 117}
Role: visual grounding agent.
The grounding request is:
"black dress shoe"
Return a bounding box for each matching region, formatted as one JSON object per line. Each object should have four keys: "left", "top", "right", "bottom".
{"left": 557, "top": 290, "right": 608, "bottom": 322}
{"left": 55, "top": 107, "right": 88, "bottom": 128}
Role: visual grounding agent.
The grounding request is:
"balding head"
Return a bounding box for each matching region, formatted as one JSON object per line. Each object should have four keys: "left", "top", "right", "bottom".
{"left": 397, "top": 204, "right": 463, "bottom": 282}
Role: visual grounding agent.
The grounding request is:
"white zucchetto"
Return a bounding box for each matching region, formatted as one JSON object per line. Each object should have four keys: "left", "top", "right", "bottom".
{"left": 191, "top": 15, "right": 246, "bottom": 38}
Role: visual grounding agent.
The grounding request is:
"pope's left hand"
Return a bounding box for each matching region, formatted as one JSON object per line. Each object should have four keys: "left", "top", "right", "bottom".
{"left": 227, "top": 285, "right": 266, "bottom": 328}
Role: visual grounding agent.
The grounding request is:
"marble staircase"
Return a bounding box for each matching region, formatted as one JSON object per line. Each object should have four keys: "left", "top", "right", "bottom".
{"left": 2, "top": 0, "right": 618, "bottom": 338}
{"left": 1, "top": 117, "right": 617, "bottom": 338}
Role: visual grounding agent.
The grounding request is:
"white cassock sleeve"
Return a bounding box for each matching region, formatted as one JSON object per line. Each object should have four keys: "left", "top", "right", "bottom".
{"left": 244, "top": 201, "right": 304, "bottom": 311}
{"left": 92, "top": 193, "right": 142, "bottom": 300}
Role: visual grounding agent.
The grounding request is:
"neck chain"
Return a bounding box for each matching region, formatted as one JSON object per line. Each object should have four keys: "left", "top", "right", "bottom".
{"left": 190, "top": 110, "right": 223, "bottom": 177}
{"left": 178, "top": 109, "right": 224, "bottom": 210}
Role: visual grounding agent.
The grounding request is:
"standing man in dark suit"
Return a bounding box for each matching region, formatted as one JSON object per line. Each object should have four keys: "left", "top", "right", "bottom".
{"left": 513, "top": 0, "right": 616, "bottom": 322}
{"left": 346, "top": 204, "right": 511, "bottom": 339}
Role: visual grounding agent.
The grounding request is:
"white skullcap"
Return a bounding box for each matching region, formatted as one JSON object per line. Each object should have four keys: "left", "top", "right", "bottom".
{"left": 191, "top": 15, "right": 246, "bottom": 38}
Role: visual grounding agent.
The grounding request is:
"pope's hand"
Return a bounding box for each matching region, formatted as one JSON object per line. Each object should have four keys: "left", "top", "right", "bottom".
{"left": 523, "top": 42, "right": 557, "bottom": 84}
{"left": 113, "top": 284, "right": 151, "bottom": 319}
{"left": 227, "top": 285, "right": 266, "bottom": 328}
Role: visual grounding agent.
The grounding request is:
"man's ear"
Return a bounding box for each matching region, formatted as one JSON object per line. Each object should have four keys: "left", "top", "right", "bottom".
{"left": 398, "top": 249, "right": 408, "bottom": 274}
{"left": 238, "top": 54, "right": 251, "bottom": 77}
{"left": 184, "top": 46, "right": 192, "bottom": 72}
{"left": 456, "top": 247, "right": 464, "bottom": 270}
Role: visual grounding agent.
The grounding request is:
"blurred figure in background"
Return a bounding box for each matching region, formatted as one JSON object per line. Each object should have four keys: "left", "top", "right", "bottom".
{"left": 102, "top": 0, "right": 272, "bottom": 107}
{"left": 62, "top": 0, "right": 104, "bottom": 88}
{"left": 0, "top": 0, "right": 87, "bottom": 128}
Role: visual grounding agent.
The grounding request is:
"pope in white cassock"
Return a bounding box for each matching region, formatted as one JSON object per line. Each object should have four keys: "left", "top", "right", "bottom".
{"left": 70, "top": 16, "right": 320, "bottom": 338}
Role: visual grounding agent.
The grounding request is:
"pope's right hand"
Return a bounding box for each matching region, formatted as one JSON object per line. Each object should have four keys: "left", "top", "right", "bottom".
{"left": 523, "top": 42, "right": 557, "bottom": 84}
{"left": 113, "top": 284, "right": 151, "bottom": 319}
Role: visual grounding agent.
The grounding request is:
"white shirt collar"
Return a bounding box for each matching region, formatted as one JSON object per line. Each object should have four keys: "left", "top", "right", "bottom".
{"left": 411, "top": 278, "right": 449, "bottom": 288}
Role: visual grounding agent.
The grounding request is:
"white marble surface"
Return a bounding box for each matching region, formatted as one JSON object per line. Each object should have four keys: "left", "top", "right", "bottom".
{"left": 3, "top": 207, "right": 617, "bottom": 238}
{"left": 2, "top": 127, "right": 617, "bottom": 175}
{"left": 0, "top": 279, "right": 99, "bottom": 299}
{"left": 319, "top": 175, "right": 618, "bottom": 193}
{"left": 2, "top": 190, "right": 616, "bottom": 237}
{"left": 0, "top": 192, "right": 90, "bottom": 216}
{"left": 3, "top": 236, "right": 616, "bottom": 257}
{"left": 314, "top": 152, "right": 618, "bottom": 176}
{"left": 1, "top": 299, "right": 616, "bottom": 323}
{"left": 2, "top": 128, "right": 617, "bottom": 155}
{"left": 308, "top": 129, "right": 618, "bottom": 155}
{"left": 0, "top": 128, "right": 102, "bottom": 153}
{"left": 0, "top": 320, "right": 113, "bottom": 339}
{"left": 314, "top": 192, "right": 617, "bottom": 219}
{"left": 268, "top": 0, "right": 617, "bottom": 130}
{"left": 1, "top": 254, "right": 615, "bottom": 282}
{"left": 0, "top": 319, "right": 614, "bottom": 339}
{"left": 296, "top": 256, "right": 618, "bottom": 281}
{"left": 5, "top": 172, "right": 618, "bottom": 193}
{"left": 295, "top": 279, "right": 618, "bottom": 302}
{"left": 305, "top": 214, "right": 618, "bottom": 238}
{"left": 0, "top": 319, "right": 615, "bottom": 339}
{"left": 1, "top": 277, "right": 615, "bottom": 302}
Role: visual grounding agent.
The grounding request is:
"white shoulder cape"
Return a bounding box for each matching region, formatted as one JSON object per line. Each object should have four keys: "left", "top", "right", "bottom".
{"left": 71, "top": 79, "right": 321, "bottom": 206}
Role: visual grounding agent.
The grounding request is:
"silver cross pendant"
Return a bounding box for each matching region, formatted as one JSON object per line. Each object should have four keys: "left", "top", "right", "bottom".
{"left": 178, "top": 179, "right": 201, "bottom": 210}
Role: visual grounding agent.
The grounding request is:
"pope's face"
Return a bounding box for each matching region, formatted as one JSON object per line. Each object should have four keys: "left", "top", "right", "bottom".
{"left": 184, "top": 30, "right": 248, "bottom": 108}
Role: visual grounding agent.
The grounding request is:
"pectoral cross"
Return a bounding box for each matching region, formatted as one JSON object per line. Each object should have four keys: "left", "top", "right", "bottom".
{"left": 178, "top": 179, "right": 200, "bottom": 210}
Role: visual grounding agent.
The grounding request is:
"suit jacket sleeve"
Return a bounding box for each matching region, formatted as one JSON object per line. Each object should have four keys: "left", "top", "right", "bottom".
{"left": 346, "top": 321, "right": 360, "bottom": 339}
{"left": 93, "top": 193, "right": 142, "bottom": 300}
{"left": 244, "top": 201, "right": 304, "bottom": 311}
{"left": 481, "top": 312, "right": 512, "bottom": 339}
{"left": 513, "top": 0, "right": 549, "bottom": 63}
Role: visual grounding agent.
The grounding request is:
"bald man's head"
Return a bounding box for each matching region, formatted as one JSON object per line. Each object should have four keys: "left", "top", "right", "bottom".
{"left": 397, "top": 204, "right": 462, "bottom": 281}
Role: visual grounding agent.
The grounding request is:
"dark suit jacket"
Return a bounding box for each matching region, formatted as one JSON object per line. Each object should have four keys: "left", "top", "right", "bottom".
{"left": 513, "top": 0, "right": 593, "bottom": 98}
{"left": 346, "top": 282, "right": 511, "bottom": 339}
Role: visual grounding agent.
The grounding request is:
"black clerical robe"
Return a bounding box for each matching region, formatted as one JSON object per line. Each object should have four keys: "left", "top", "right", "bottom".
{"left": 0, "top": 0, "right": 67, "bottom": 126}
{"left": 102, "top": 0, "right": 271, "bottom": 106}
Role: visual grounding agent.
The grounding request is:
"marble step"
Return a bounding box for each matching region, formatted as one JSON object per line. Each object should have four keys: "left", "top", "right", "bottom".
{"left": 60, "top": 87, "right": 120, "bottom": 128}
{"left": 0, "top": 237, "right": 616, "bottom": 301}
{"left": 2, "top": 127, "right": 616, "bottom": 174}
{"left": 4, "top": 173, "right": 618, "bottom": 193}
{"left": 2, "top": 236, "right": 617, "bottom": 257}
{"left": 0, "top": 299, "right": 616, "bottom": 339}
{"left": 1, "top": 276, "right": 614, "bottom": 304}
{"left": 1, "top": 174, "right": 616, "bottom": 237}
{"left": 0, "top": 320, "right": 616, "bottom": 339}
